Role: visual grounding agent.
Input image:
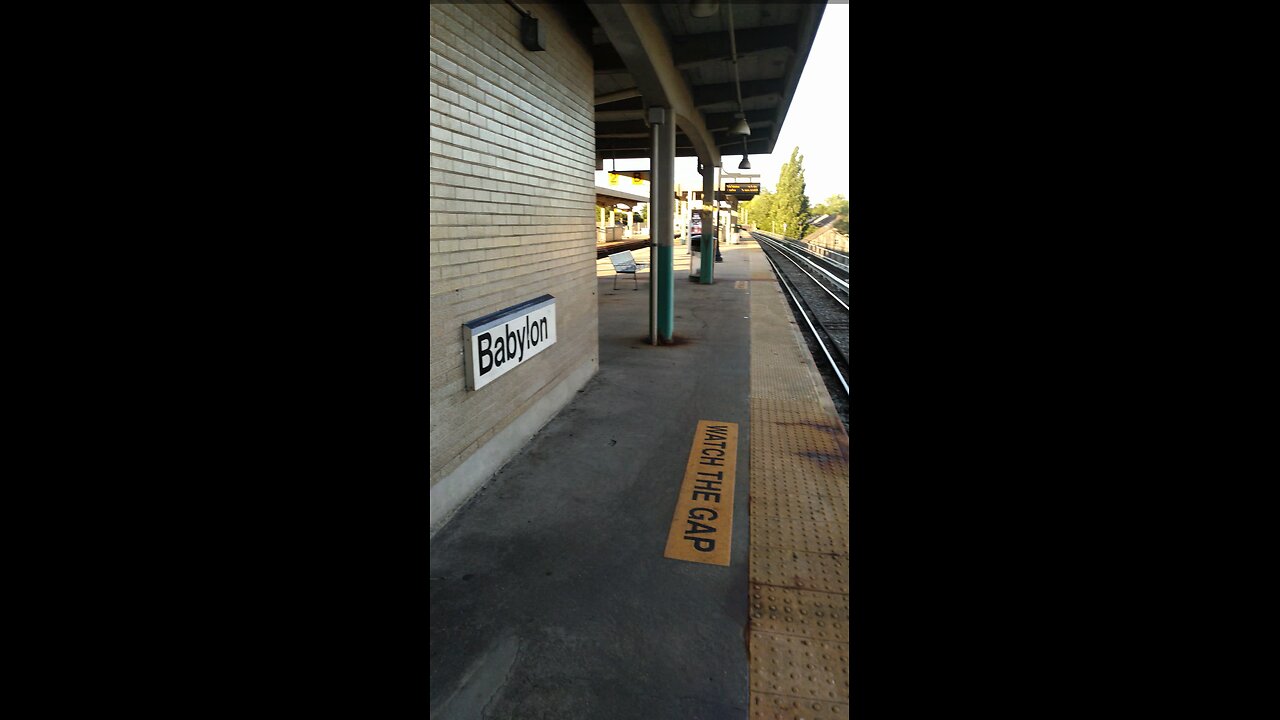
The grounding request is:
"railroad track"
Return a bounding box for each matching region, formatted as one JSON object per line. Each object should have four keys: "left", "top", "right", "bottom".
{"left": 751, "top": 230, "right": 849, "bottom": 278}
{"left": 752, "top": 231, "right": 849, "bottom": 399}
{"left": 596, "top": 238, "right": 650, "bottom": 259}
{"left": 595, "top": 232, "right": 683, "bottom": 259}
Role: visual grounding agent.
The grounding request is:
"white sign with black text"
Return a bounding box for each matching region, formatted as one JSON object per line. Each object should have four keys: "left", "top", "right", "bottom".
{"left": 462, "top": 295, "right": 557, "bottom": 390}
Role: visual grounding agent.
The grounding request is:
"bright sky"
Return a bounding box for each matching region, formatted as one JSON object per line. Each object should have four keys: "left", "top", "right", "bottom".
{"left": 608, "top": 3, "right": 849, "bottom": 206}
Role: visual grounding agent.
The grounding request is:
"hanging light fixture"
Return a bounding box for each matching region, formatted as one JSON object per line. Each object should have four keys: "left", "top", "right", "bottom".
{"left": 689, "top": 1, "right": 719, "bottom": 18}
{"left": 738, "top": 137, "right": 751, "bottom": 169}
{"left": 725, "top": 2, "right": 752, "bottom": 140}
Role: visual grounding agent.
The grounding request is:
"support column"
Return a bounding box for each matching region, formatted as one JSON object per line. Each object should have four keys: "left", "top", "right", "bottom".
{"left": 655, "top": 112, "right": 676, "bottom": 341}
{"left": 649, "top": 120, "right": 658, "bottom": 345}
{"left": 647, "top": 108, "right": 676, "bottom": 344}
{"left": 685, "top": 190, "right": 694, "bottom": 247}
{"left": 676, "top": 195, "right": 684, "bottom": 245}
{"left": 701, "top": 161, "right": 716, "bottom": 284}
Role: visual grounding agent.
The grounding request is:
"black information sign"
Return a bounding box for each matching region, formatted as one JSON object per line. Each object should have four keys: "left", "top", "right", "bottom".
{"left": 722, "top": 183, "right": 760, "bottom": 197}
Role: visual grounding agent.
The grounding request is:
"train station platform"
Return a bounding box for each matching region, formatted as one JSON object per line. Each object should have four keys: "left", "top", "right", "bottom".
{"left": 430, "top": 241, "right": 850, "bottom": 719}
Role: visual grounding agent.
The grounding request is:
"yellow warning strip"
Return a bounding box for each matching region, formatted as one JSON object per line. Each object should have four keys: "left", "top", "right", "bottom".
{"left": 663, "top": 420, "right": 739, "bottom": 566}
{"left": 748, "top": 246, "right": 850, "bottom": 715}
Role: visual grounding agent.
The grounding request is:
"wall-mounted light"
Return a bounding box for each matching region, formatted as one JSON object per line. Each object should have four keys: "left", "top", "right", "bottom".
{"left": 521, "top": 15, "right": 546, "bottom": 51}
{"left": 506, "top": 1, "right": 546, "bottom": 51}
{"left": 689, "top": 1, "right": 719, "bottom": 18}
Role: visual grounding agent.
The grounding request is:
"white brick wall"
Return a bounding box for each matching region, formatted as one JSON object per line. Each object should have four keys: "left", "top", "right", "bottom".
{"left": 429, "top": 2, "right": 597, "bottom": 504}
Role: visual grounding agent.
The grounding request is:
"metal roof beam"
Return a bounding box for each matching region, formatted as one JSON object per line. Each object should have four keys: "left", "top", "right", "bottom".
{"left": 594, "top": 109, "right": 647, "bottom": 122}
{"left": 716, "top": 138, "right": 772, "bottom": 154}
{"left": 671, "top": 24, "right": 798, "bottom": 69}
{"left": 586, "top": 2, "right": 721, "bottom": 167}
{"left": 700, "top": 109, "right": 776, "bottom": 130}
{"left": 692, "top": 78, "right": 787, "bottom": 108}
{"left": 599, "top": 119, "right": 773, "bottom": 140}
{"left": 594, "top": 88, "right": 642, "bottom": 106}
{"left": 598, "top": 139, "right": 698, "bottom": 152}
{"left": 596, "top": 119, "right": 650, "bottom": 134}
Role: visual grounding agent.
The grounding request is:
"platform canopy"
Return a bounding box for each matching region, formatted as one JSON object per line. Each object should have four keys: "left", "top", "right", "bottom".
{"left": 595, "top": 185, "right": 650, "bottom": 206}
{"left": 573, "top": 1, "right": 826, "bottom": 165}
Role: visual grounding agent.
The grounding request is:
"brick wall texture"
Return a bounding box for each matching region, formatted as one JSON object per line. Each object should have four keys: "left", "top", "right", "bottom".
{"left": 429, "top": 2, "right": 597, "bottom": 487}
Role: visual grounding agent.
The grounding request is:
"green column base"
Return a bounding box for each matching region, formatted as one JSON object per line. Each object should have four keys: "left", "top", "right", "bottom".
{"left": 700, "top": 235, "right": 714, "bottom": 284}
{"left": 657, "top": 244, "right": 675, "bottom": 340}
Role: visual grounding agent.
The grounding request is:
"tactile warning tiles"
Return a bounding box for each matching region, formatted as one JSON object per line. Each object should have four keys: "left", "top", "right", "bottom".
{"left": 750, "top": 392, "right": 843, "bottom": 423}
{"left": 750, "top": 546, "right": 849, "bottom": 595}
{"left": 750, "top": 490, "right": 847, "bottom": 525}
{"left": 749, "top": 631, "right": 849, "bottom": 702}
{"left": 750, "top": 692, "right": 849, "bottom": 720}
{"left": 751, "top": 356, "right": 823, "bottom": 401}
{"left": 751, "top": 475, "right": 848, "bottom": 508}
{"left": 753, "top": 457, "right": 847, "bottom": 501}
{"left": 752, "top": 515, "right": 849, "bottom": 556}
{"left": 752, "top": 444, "right": 846, "bottom": 503}
{"left": 752, "top": 401, "right": 845, "bottom": 464}
{"left": 749, "top": 584, "right": 850, "bottom": 642}
{"left": 748, "top": 244, "right": 851, "bottom": 716}
{"left": 749, "top": 258, "right": 823, "bottom": 402}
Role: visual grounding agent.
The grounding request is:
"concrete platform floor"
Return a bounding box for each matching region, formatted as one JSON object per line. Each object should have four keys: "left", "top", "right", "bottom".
{"left": 430, "top": 243, "right": 764, "bottom": 719}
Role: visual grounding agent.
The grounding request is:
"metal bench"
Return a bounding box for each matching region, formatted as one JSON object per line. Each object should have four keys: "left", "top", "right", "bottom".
{"left": 607, "top": 250, "right": 648, "bottom": 290}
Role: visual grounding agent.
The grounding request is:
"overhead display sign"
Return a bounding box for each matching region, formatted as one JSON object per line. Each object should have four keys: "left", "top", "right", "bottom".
{"left": 462, "top": 295, "right": 557, "bottom": 390}
{"left": 722, "top": 182, "right": 760, "bottom": 197}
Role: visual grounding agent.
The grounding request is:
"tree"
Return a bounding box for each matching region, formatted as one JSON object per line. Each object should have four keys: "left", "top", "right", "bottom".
{"left": 812, "top": 193, "right": 849, "bottom": 218}
{"left": 768, "top": 147, "right": 810, "bottom": 238}
{"left": 742, "top": 189, "right": 774, "bottom": 228}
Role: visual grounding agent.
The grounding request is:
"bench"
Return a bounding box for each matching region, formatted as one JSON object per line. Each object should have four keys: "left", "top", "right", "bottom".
{"left": 607, "top": 250, "right": 649, "bottom": 290}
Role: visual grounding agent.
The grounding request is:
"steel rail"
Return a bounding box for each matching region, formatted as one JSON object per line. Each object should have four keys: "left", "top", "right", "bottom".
{"left": 772, "top": 239, "right": 849, "bottom": 289}
{"left": 753, "top": 232, "right": 849, "bottom": 290}
{"left": 806, "top": 243, "right": 849, "bottom": 261}
{"left": 771, "top": 232, "right": 849, "bottom": 266}
{"left": 754, "top": 234, "right": 849, "bottom": 310}
{"left": 801, "top": 244, "right": 849, "bottom": 267}
{"left": 752, "top": 230, "right": 849, "bottom": 266}
{"left": 760, "top": 246, "right": 849, "bottom": 396}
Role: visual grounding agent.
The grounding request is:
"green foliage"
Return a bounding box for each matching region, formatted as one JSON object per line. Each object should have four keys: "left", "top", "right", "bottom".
{"left": 767, "top": 147, "right": 810, "bottom": 238}
{"left": 742, "top": 189, "right": 774, "bottom": 227}
{"left": 812, "top": 193, "right": 849, "bottom": 219}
